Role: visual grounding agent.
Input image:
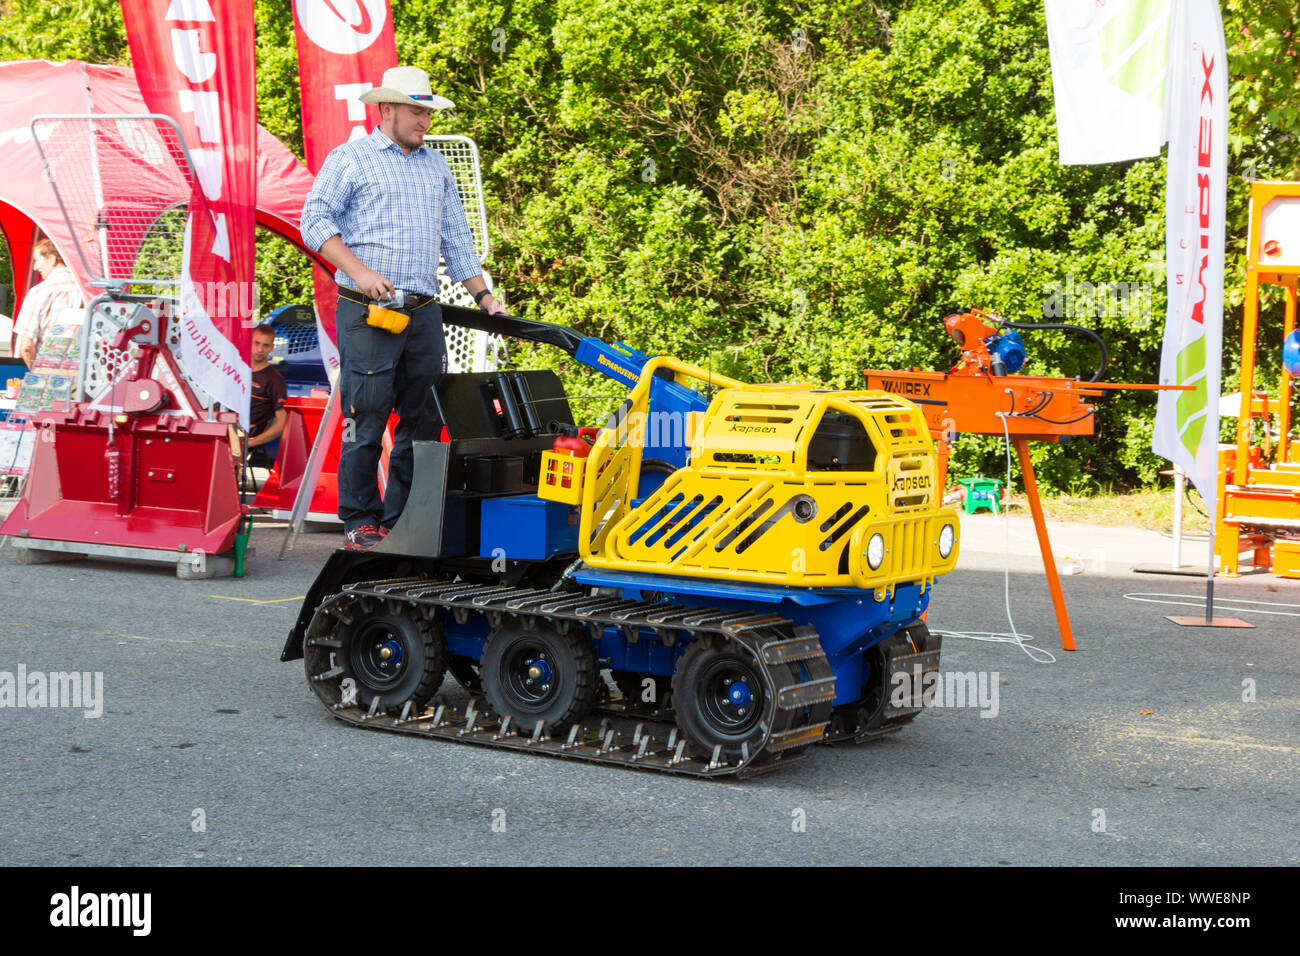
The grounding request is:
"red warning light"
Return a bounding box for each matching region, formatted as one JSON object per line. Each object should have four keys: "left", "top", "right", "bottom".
{"left": 1263, "top": 239, "right": 1282, "bottom": 257}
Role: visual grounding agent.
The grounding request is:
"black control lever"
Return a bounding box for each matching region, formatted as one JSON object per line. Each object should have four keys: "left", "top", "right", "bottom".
{"left": 493, "top": 372, "right": 526, "bottom": 439}
{"left": 511, "top": 372, "right": 543, "bottom": 436}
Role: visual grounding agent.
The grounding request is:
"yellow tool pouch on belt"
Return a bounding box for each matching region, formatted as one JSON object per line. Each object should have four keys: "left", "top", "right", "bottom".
{"left": 366, "top": 305, "right": 410, "bottom": 334}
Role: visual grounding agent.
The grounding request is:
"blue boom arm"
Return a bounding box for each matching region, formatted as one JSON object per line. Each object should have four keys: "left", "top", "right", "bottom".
{"left": 438, "top": 304, "right": 713, "bottom": 466}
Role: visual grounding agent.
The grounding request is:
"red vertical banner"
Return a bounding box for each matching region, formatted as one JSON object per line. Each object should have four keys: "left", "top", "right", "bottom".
{"left": 291, "top": 0, "right": 398, "bottom": 379}
{"left": 292, "top": 0, "right": 396, "bottom": 168}
{"left": 121, "top": 0, "right": 258, "bottom": 426}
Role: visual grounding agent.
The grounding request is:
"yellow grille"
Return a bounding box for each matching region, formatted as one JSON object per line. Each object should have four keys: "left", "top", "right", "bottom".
{"left": 850, "top": 510, "right": 961, "bottom": 597}
{"left": 602, "top": 472, "right": 886, "bottom": 584}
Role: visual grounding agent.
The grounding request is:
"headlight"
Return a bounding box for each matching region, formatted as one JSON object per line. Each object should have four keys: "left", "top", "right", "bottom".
{"left": 938, "top": 523, "right": 955, "bottom": 559}
{"left": 866, "top": 533, "right": 885, "bottom": 570}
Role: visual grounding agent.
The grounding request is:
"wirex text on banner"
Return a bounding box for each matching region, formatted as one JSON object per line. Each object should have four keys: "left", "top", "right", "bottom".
{"left": 120, "top": 0, "right": 258, "bottom": 427}
{"left": 1046, "top": 0, "right": 1226, "bottom": 516}
{"left": 291, "top": 0, "right": 399, "bottom": 383}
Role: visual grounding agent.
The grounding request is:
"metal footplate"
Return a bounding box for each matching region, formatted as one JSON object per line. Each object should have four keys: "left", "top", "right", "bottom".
{"left": 302, "top": 578, "right": 839, "bottom": 778}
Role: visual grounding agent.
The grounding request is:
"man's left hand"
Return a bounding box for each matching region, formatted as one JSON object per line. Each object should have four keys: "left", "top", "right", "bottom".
{"left": 479, "top": 294, "right": 508, "bottom": 316}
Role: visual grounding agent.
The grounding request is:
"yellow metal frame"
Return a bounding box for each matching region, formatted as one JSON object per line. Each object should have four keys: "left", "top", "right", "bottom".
{"left": 1217, "top": 180, "right": 1300, "bottom": 578}
{"left": 1233, "top": 180, "right": 1300, "bottom": 484}
{"left": 574, "top": 358, "right": 960, "bottom": 596}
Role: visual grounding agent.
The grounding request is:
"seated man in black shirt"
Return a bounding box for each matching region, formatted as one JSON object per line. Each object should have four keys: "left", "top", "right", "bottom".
{"left": 246, "top": 323, "right": 287, "bottom": 468}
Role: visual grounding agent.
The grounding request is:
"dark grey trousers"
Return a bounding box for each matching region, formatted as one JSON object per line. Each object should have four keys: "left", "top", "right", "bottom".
{"left": 335, "top": 295, "right": 447, "bottom": 532}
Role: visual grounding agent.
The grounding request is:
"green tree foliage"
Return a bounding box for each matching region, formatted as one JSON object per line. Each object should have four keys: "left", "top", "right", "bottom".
{"left": 389, "top": 0, "right": 1300, "bottom": 490}
{"left": 0, "top": 0, "right": 129, "bottom": 64}
{"left": 0, "top": 0, "right": 1297, "bottom": 492}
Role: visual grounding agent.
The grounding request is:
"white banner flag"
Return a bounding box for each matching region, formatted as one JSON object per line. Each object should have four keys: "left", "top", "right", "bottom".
{"left": 1045, "top": 0, "right": 1173, "bottom": 165}
{"left": 1152, "top": 0, "right": 1227, "bottom": 519}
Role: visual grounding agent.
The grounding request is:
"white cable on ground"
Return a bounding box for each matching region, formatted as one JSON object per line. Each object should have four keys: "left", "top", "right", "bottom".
{"left": 1122, "top": 592, "right": 1300, "bottom": 617}
{"left": 931, "top": 404, "right": 1057, "bottom": 664}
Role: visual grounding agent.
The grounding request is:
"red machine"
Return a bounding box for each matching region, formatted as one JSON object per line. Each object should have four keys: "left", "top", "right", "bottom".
{"left": 251, "top": 392, "right": 339, "bottom": 519}
{"left": 1, "top": 298, "right": 245, "bottom": 570}
{"left": 866, "top": 308, "right": 1181, "bottom": 649}
{"left": 0, "top": 115, "right": 247, "bottom": 575}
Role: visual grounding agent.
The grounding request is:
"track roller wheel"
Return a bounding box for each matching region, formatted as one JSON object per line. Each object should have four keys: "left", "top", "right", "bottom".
{"left": 480, "top": 623, "right": 597, "bottom": 733}
{"left": 828, "top": 642, "right": 888, "bottom": 737}
{"left": 671, "top": 636, "right": 774, "bottom": 760}
{"left": 336, "top": 602, "right": 445, "bottom": 715}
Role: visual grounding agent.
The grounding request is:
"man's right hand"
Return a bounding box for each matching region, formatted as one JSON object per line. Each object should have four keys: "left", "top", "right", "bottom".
{"left": 318, "top": 237, "right": 395, "bottom": 302}
{"left": 355, "top": 268, "right": 395, "bottom": 302}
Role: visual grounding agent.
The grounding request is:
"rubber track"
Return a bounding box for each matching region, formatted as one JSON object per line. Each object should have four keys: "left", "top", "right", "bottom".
{"left": 302, "top": 577, "right": 839, "bottom": 778}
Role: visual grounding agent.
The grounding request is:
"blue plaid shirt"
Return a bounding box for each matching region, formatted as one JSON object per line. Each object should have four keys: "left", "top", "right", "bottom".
{"left": 301, "top": 127, "right": 482, "bottom": 295}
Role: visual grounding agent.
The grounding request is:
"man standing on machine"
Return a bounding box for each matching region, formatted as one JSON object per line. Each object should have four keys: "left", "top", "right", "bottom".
{"left": 301, "top": 66, "right": 507, "bottom": 551}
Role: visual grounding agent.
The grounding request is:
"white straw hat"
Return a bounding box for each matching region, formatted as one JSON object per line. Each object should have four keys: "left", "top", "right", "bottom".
{"left": 358, "top": 66, "right": 455, "bottom": 110}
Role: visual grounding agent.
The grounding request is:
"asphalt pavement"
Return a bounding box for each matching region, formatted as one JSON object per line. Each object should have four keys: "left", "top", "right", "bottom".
{"left": 0, "top": 513, "right": 1295, "bottom": 866}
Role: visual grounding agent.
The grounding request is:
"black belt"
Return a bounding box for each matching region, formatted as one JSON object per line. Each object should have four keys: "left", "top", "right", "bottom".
{"left": 337, "top": 285, "right": 438, "bottom": 310}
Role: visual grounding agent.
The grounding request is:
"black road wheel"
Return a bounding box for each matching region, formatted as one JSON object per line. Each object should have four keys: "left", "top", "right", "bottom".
{"left": 858, "top": 643, "right": 892, "bottom": 721}
{"left": 876, "top": 620, "right": 937, "bottom": 729}
{"left": 337, "top": 603, "right": 445, "bottom": 715}
{"left": 448, "top": 655, "right": 484, "bottom": 694}
{"left": 480, "top": 623, "right": 597, "bottom": 733}
{"left": 672, "top": 636, "right": 774, "bottom": 759}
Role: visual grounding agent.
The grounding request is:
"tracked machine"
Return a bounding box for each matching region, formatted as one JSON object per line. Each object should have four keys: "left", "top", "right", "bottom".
{"left": 283, "top": 306, "right": 960, "bottom": 777}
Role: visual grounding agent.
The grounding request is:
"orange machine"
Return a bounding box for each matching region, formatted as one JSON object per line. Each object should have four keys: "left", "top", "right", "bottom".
{"left": 1217, "top": 181, "right": 1300, "bottom": 578}
{"left": 867, "top": 308, "right": 1178, "bottom": 649}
